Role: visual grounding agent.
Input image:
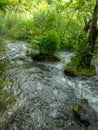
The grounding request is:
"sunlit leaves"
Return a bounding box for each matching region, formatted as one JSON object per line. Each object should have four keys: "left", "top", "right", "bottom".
{"left": 0, "top": 0, "right": 97, "bottom": 52}
{"left": 0, "top": 0, "right": 11, "bottom": 11}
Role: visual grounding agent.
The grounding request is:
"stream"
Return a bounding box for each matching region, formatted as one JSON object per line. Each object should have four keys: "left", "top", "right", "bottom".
{"left": 0, "top": 40, "right": 98, "bottom": 130}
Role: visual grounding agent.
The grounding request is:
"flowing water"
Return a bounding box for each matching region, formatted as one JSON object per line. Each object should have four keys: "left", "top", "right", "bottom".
{"left": 0, "top": 40, "right": 98, "bottom": 130}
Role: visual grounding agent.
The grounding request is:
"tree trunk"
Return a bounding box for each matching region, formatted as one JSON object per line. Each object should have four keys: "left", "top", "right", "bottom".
{"left": 83, "top": 17, "right": 91, "bottom": 33}
{"left": 15, "top": 0, "right": 22, "bottom": 13}
{"left": 81, "top": 0, "right": 98, "bottom": 67}
{"left": 88, "top": 0, "right": 98, "bottom": 52}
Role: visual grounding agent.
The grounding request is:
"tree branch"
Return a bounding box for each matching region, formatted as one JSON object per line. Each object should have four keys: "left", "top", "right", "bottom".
{"left": 83, "top": 17, "right": 91, "bottom": 33}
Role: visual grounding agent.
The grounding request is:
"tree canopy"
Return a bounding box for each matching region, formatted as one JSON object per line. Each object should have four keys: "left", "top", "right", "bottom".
{"left": 0, "top": 0, "right": 98, "bottom": 75}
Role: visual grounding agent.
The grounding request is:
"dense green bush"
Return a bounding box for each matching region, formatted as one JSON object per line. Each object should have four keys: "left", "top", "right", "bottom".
{"left": 26, "top": 30, "right": 61, "bottom": 61}
{"left": 0, "top": 17, "right": 6, "bottom": 35}
{"left": 0, "top": 12, "right": 34, "bottom": 39}
{"left": 32, "top": 7, "right": 66, "bottom": 38}
{"left": 14, "top": 16, "right": 33, "bottom": 39}
{"left": 61, "top": 20, "right": 81, "bottom": 50}
{"left": 0, "top": 13, "right": 19, "bottom": 37}
{"left": 39, "top": 30, "right": 60, "bottom": 55}
{"left": 69, "top": 31, "right": 92, "bottom": 67}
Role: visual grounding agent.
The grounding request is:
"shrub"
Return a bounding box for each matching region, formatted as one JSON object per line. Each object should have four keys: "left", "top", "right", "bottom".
{"left": 39, "top": 30, "right": 60, "bottom": 55}
{"left": 68, "top": 31, "right": 92, "bottom": 68}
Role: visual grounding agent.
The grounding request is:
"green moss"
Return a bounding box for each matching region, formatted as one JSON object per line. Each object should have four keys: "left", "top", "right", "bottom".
{"left": 27, "top": 51, "right": 61, "bottom": 61}
{"left": 0, "top": 88, "right": 16, "bottom": 114}
{"left": 0, "top": 61, "right": 9, "bottom": 77}
{"left": 72, "top": 102, "right": 82, "bottom": 113}
{"left": 0, "top": 41, "right": 5, "bottom": 51}
{"left": 0, "top": 37, "right": 4, "bottom": 43}
{"left": 72, "top": 102, "right": 83, "bottom": 119}
{"left": 0, "top": 47, "right": 5, "bottom": 51}
{"left": 0, "top": 78, "right": 11, "bottom": 88}
{"left": 64, "top": 62, "right": 96, "bottom": 77}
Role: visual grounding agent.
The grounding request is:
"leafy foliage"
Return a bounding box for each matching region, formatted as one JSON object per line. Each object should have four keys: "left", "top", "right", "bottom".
{"left": 0, "top": 0, "right": 11, "bottom": 12}
{"left": 70, "top": 31, "right": 92, "bottom": 67}
{"left": 0, "top": 0, "right": 98, "bottom": 64}
{"left": 38, "top": 30, "right": 60, "bottom": 55}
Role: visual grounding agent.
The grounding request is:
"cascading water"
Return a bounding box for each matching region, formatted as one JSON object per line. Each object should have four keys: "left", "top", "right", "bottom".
{"left": 0, "top": 40, "right": 98, "bottom": 130}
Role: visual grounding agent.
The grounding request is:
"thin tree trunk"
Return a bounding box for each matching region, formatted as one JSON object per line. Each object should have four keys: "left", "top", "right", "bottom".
{"left": 83, "top": 17, "right": 91, "bottom": 33}
{"left": 81, "top": 0, "right": 98, "bottom": 67}
{"left": 15, "top": 0, "right": 22, "bottom": 13}
{"left": 88, "top": 0, "right": 98, "bottom": 52}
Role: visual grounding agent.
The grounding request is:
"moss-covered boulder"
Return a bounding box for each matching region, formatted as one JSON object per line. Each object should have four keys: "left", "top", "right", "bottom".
{"left": 72, "top": 99, "right": 98, "bottom": 127}
{"left": 72, "top": 102, "right": 91, "bottom": 127}
{"left": 72, "top": 102, "right": 83, "bottom": 119}
{"left": 64, "top": 63, "right": 96, "bottom": 77}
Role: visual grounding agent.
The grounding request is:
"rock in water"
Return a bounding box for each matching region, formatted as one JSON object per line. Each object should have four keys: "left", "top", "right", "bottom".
{"left": 72, "top": 99, "right": 98, "bottom": 127}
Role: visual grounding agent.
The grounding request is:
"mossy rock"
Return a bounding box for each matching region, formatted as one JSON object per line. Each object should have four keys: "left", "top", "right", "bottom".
{"left": 30, "top": 53, "right": 60, "bottom": 61}
{"left": 0, "top": 47, "right": 5, "bottom": 51}
{"left": 72, "top": 100, "right": 90, "bottom": 127}
{"left": 64, "top": 63, "right": 96, "bottom": 77}
{"left": 72, "top": 99, "right": 89, "bottom": 119}
{"left": 72, "top": 102, "right": 83, "bottom": 119}
{"left": 72, "top": 99, "right": 98, "bottom": 127}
